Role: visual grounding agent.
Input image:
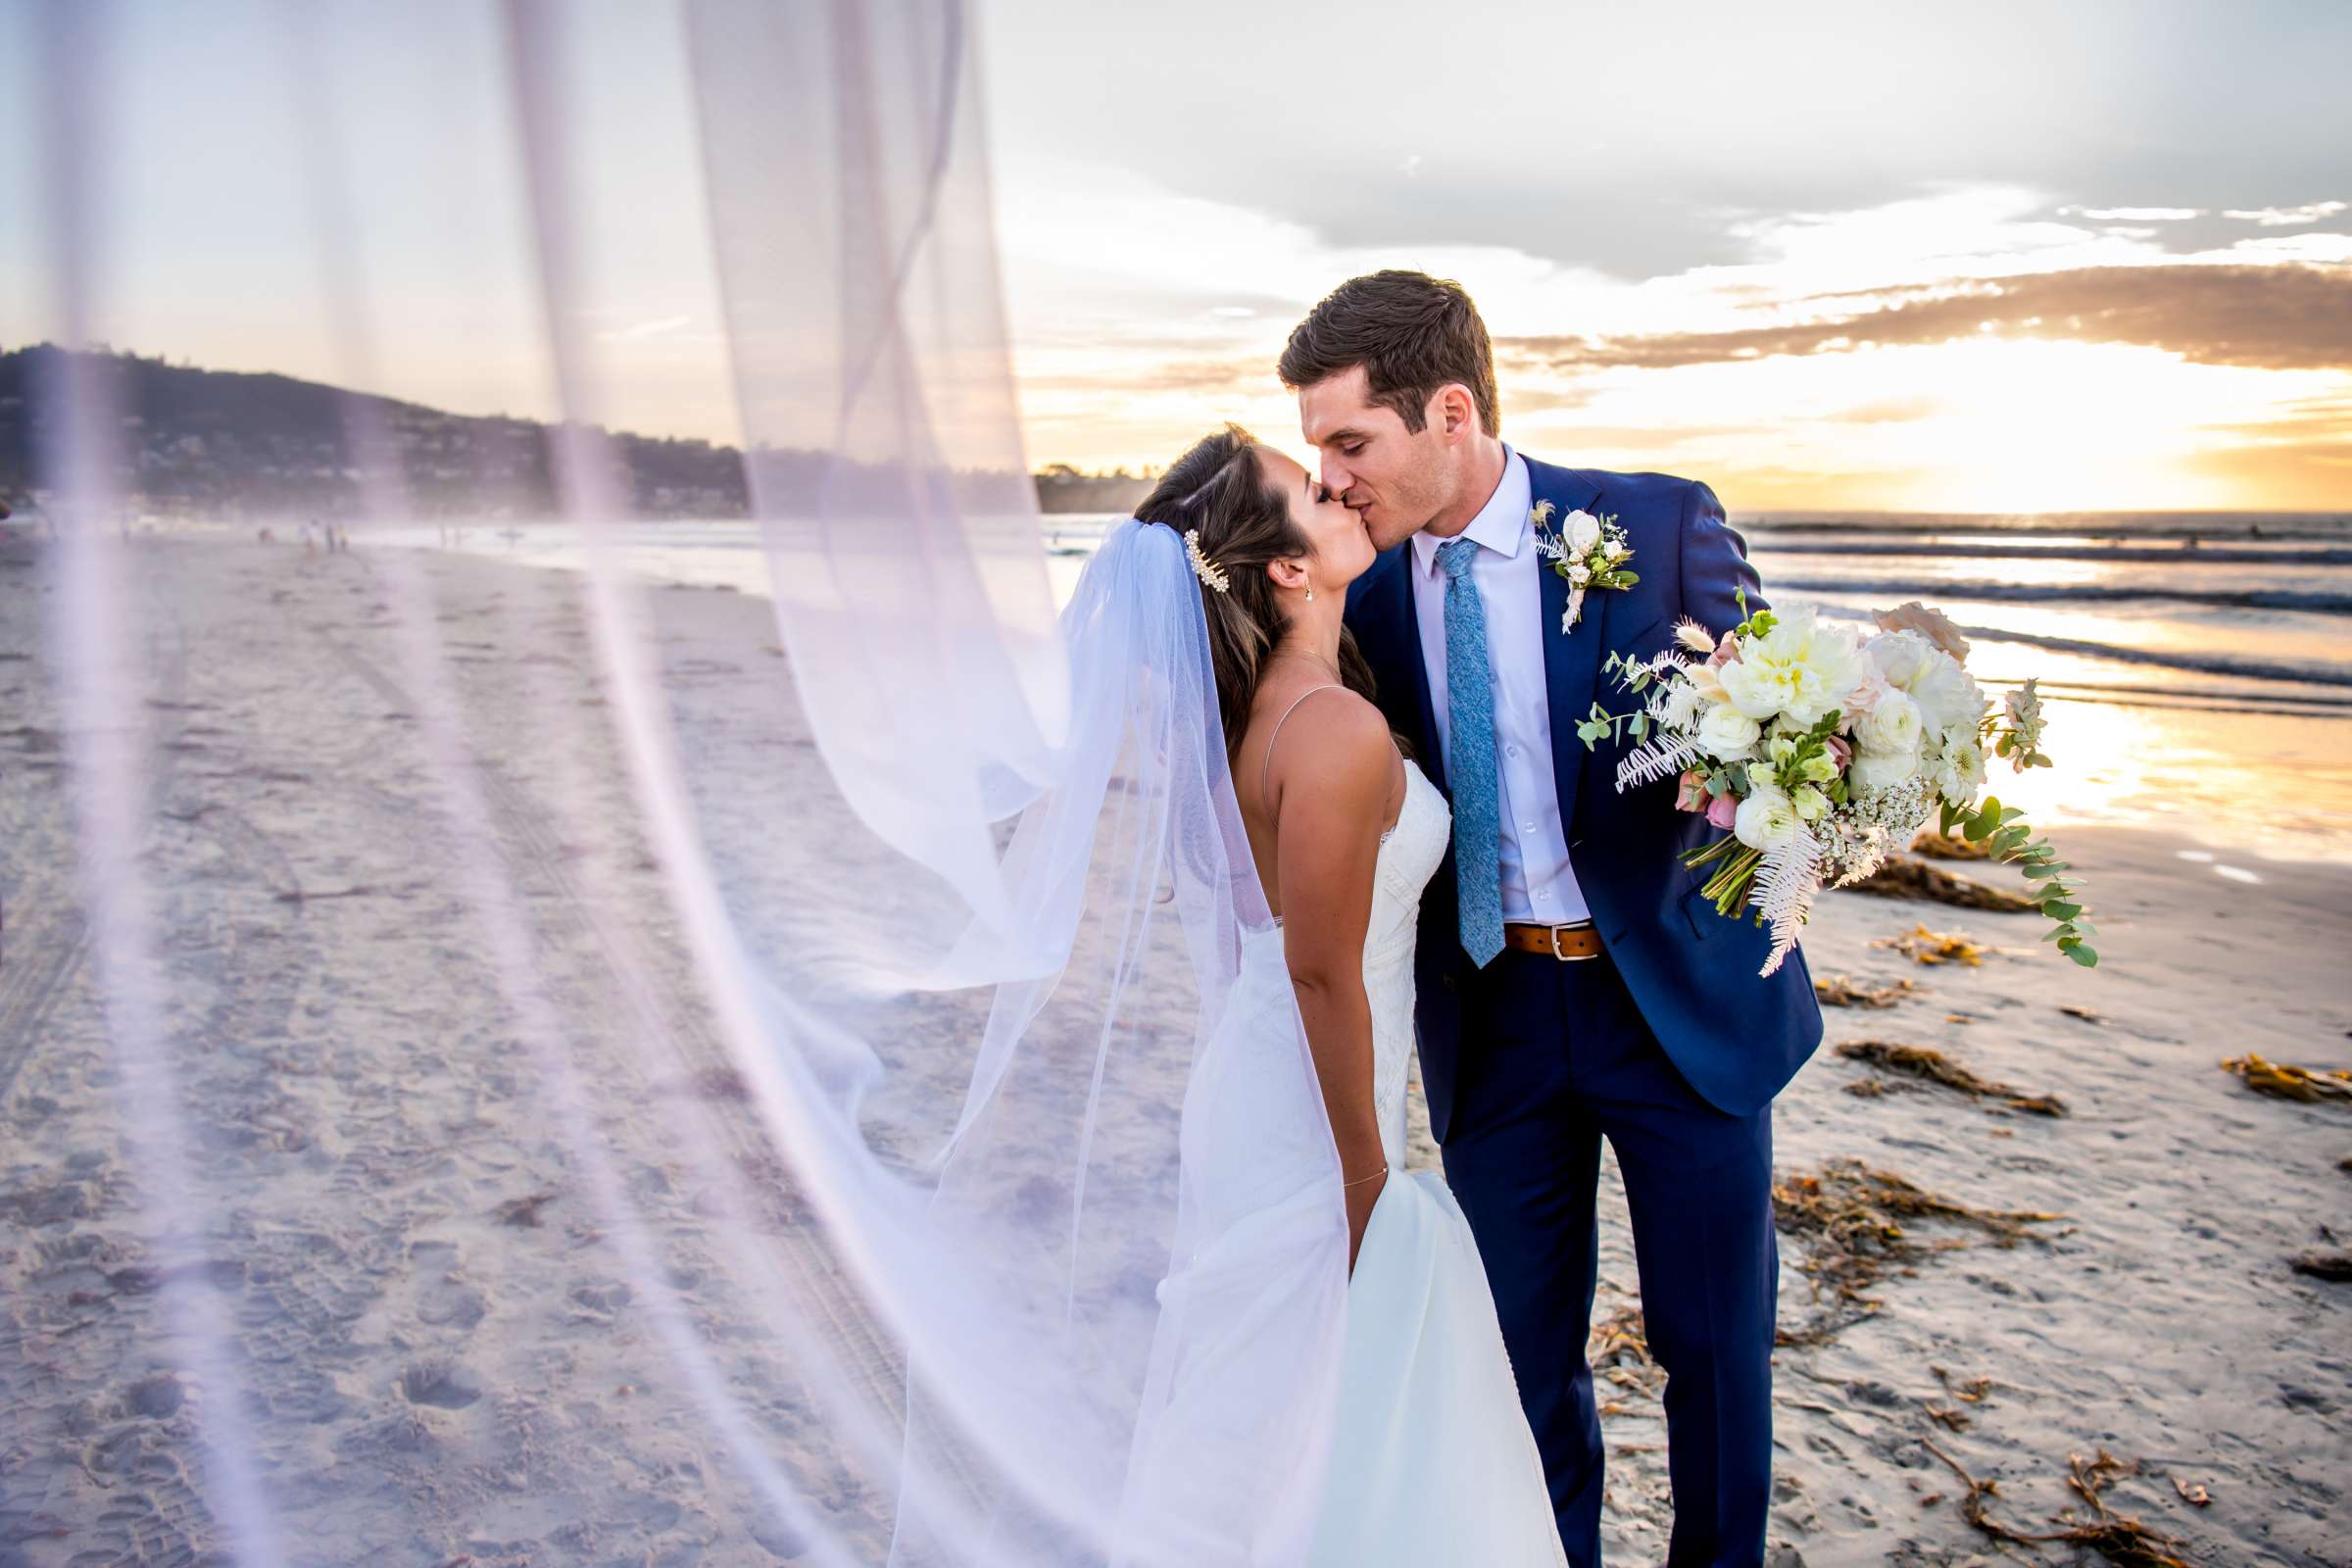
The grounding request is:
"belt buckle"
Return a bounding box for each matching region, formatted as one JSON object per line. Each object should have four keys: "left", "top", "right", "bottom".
{"left": 1547, "top": 921, "right": 1596, "bottom": 962}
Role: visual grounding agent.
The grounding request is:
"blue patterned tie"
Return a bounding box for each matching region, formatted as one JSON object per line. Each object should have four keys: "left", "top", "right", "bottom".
{"left": 1438, "top": 538, "right": 1505, "bottom": 967}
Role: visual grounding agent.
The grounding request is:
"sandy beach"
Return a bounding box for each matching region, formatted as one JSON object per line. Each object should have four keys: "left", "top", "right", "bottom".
{"left": 3, "top": 535, "right": 2348, "bottom": 1566}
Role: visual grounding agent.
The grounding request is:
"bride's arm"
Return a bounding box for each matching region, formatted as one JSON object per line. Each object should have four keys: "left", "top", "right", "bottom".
{"left": 1268, "top": 696, "right": 1396, "bottom": 1273}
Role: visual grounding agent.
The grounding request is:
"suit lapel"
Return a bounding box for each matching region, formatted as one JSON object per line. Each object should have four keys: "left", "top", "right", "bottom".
{"left": 1526, "top": 457, "right": 1608, "bottom": 838}
{"left": 1356, "top": 544, "right": 1446, "bottom": 793}
{"left": 1396, "top": 551, "right": 1445, "bottom": 792}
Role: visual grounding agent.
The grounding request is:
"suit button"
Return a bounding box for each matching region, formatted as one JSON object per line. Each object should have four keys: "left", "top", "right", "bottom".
{"left": 1441, "top": 974, "right": 1457, "bottom": 993}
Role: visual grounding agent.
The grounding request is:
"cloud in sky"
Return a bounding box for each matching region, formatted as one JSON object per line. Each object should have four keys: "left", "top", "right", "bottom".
{"left": 2223, "top": 201, "right": 2351, "bottom": 228}
{"left": 2064, "top": 207, "right": 2208, "bottom": 222}
{"left": 1505, "top": 263, "right": 2352, "bottom": 373}
{"left": 987, "top": 161, "right": 2352, "bottom": 508}
{"left": 965, "top": 0, "right": 2352, "bottom": 506}
{"left": 980, "top": 0, "right": 2352, "bottom": 279}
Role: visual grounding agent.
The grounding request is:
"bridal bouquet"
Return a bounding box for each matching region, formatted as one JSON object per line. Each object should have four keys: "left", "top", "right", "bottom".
{"left": 1577, "top": 597, "right": 2095, "bottom": 977}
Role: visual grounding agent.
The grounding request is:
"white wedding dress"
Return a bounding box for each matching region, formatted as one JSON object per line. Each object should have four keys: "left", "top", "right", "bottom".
{"left": 1288, "top": 756, "right": 1569, "bottom": 1567}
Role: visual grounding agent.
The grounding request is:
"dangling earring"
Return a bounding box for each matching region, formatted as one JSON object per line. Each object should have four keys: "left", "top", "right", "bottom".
{"left": 1304, "top": 584, "right": 1314, "bottom": 603}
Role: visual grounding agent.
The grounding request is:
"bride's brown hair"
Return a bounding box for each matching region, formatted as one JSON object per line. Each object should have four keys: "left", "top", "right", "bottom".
{"left": 1136, "top": 424, "right": 1377, "bottom": 767}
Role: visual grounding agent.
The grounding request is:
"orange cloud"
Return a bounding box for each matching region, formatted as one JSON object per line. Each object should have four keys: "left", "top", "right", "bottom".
{"left": 1505, "top": 263, "right": 2352, "bottom": 373}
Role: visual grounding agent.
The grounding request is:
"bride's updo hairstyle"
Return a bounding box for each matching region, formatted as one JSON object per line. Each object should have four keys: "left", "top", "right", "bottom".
{"left": 1136, "top": 423, "right": 1376, "bottom": 768}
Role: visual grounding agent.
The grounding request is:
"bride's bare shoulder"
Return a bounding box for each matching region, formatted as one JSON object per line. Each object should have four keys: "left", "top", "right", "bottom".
{"left": 1256, "top": 684, "right": 1393, "bottom": 793}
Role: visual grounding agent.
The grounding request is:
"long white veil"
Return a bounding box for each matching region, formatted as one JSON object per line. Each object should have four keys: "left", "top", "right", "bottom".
{"left": 5, "top": 2, "right": 1349, "bottom": 1563}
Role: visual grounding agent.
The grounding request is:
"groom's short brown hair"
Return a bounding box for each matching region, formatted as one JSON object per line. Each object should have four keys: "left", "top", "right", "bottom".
{"left": 1279, "top": 270, "right": 1500, "bottom": 437}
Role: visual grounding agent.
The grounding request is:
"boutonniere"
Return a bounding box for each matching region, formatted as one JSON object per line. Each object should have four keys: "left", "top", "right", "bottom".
{"left": 1529, "top": 501, "right": 1638, "bottom": 632}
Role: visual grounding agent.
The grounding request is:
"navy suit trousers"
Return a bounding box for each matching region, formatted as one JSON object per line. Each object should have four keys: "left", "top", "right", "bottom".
{"left": 1440, "top": 947, "right": 1779, "bottom": 1568}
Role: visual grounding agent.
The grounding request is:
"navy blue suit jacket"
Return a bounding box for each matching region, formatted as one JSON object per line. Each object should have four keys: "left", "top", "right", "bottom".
{"left": 1344, "top": 457, "right": 1824, "bottom": 1136}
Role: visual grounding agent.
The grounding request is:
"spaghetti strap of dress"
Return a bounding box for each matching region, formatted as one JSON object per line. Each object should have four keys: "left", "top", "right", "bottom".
{"left": 1259, "top": 684, "right": 1348, "bottom": 800}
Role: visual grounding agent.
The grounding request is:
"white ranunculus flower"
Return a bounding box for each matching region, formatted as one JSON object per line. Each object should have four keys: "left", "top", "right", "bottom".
{"left": 1849, "top": 747, "right": 1921, "bottom": 796}
{"left": 1717, "top": 607, "right": 1865, "bottom": 726}
{"left": 1565, "top": 509, "right": 1602, "bottom": 555}
{"left": 1935, "top": 734, "right": 1988, "bottom": 806}
{"left": 1853, "top": 688, "right": 1925, "bottom": 757}
{"left": 1568, "top": 563, "right": 1592, "bottom": 585}
{"left": 1734, "top": 782, "right": 1800, "bottom": 850}
{"left": 1695, "top": 702, "right": 1763, "bottom": 759}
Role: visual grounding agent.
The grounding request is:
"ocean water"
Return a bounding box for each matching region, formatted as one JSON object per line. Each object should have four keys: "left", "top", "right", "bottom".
{"left": 380, "top": 512, "right": 2352, "bottom": 862}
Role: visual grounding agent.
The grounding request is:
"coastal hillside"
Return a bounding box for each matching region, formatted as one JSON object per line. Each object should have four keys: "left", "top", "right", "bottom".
{"left": 0, "top": 345, "right": 1150, "bottom": 522}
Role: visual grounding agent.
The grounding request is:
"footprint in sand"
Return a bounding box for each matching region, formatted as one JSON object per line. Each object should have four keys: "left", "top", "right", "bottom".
{"left": 123, "top": 1370, "right": 185, "bottom": 1419}
{"left": 398, "top": 1359, "right": 483, "bottom": 1409}
{"left": 566, "top": 1277, "right": 635, "bottom": 1329}
{"left": 407, "top": 1239, "right": 488, "bottom": 1332}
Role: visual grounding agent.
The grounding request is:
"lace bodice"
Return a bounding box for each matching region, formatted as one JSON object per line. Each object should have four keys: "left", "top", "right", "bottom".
{"left": 1364, "top": 758, "right": 1449, "bottom": 1167}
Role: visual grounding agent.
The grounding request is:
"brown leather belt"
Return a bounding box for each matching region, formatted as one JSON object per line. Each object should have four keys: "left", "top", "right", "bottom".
{"left": 1502, "top": 921, "right": 1604, "bottom": 961}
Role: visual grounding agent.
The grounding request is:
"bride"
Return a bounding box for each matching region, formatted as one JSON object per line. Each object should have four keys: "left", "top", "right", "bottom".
{"left": 1126, "top": 425, "right": 1566, "bottom": 1566}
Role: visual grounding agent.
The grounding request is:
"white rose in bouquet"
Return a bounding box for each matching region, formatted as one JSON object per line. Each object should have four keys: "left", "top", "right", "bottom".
{"left": 1718, "top": 608, "right": 1863, "bottom": 726}
{"left": 1849, "top": 747, "right": 1922, "bottom": 797}
{"left": 1915, "top": 659, "right": 1988, "bottom": 734}
{"left": 1864, "top": 628, "right": 1934, "bottom": 688}
{"left": 1734, "top": 781, "right": 1800, "bottom": 850}
{"left": 1841, "top": 668, "right": 1893, "bottom": 716}
{"left": 1852, "top": 687, "right": 1925, "bottom": 758}
{"left": 1695, "top": 702, "right": 1763, "bottom": 759}
{"left": 1865, "top": 630, "right": 1988, "bottom": 733}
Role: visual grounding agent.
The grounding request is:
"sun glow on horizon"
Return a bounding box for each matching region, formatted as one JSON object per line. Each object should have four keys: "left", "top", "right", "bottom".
{"left": 992, "top": 175, "right": 2352, "bottom": 514}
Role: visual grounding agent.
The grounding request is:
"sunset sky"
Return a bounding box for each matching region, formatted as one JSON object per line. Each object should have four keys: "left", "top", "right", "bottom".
{"left": 2, "top": 0, "right": 2346, "bottom": 513}
{"left": 981, "top": 1, "right": 2352, "bottom": 512}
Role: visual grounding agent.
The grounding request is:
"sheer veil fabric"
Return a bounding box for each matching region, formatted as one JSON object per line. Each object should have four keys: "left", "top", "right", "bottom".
{"left": 17, "top": 2, "right": 1351, "bottom": 1564}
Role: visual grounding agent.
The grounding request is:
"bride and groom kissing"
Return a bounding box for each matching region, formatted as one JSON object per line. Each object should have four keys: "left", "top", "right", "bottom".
{"left": 1131, "top": 270, "right": 1823, "bottom": 1567}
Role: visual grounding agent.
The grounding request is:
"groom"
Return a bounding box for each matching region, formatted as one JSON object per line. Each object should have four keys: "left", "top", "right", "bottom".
{"left": 1287, "top": 271, "right": 1822, "bottom": 1567}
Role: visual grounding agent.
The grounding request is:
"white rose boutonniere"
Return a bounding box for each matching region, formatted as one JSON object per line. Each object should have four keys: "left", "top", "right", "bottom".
{"left": 1529, "top": 501, "right": 1637, "bottom": 632}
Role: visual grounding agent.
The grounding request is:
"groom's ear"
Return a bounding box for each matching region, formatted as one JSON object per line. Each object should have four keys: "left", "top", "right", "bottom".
{"left": 1433, "top": 382, "right": 1478, "bottom": 443}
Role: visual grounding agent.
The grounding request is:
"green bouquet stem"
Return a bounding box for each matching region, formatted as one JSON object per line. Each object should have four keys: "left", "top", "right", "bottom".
{"left": 1684, "top": 836, "right": 1762, "bottom": 916}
